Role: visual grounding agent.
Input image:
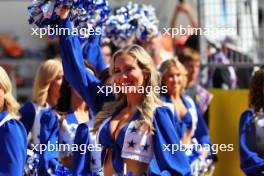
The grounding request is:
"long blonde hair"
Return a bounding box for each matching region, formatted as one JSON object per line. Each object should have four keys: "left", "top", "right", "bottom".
{"left": 159, "top": 58, "right": 188, "bottom": 95}
{"left": 33, "top": 58, "right": 63, "bottom": 107}
{"left": 93, "top": 45, "right": 162, "bottom": 133}
{"left": 0, "top": 66, "right": 20, "bottom": 119}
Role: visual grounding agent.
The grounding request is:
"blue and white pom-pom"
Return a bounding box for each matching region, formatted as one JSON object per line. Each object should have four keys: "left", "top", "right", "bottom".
{"left": 136, "top": 4, "right": 159, "bottom": 41}
{"left": 70, "top": 0, "right": 111, "bottom": 30}
{"left": 103, "top": 2, "right": 159, "bottom": 48}
{"left": 28, "top": 0, "right": 111, "bottom": 33}
{"left": 28, "top": 0, "right": 59, "bottom": 28}
{"left": 23, "top": 149, "right": 40, "bottom": 176}
{"left": 52, "top": 165, "right": 73, "bottom": 176}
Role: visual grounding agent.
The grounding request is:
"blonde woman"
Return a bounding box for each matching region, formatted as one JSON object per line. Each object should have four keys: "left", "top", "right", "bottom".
{"left": 19, "top": 58, "right": 63, "bottom": 145}
{"left": 159, "top": 58, "right": 213, "bottom": 175}
{"left": 56, "top": 78, "right": 95, "bottom": 173}
{"left": 57, "top": 8, "right": 191, "bottom": 176}
{"left": 0, "top": 66, "right": 27, "bottom": 175}
{"left": 19, "top": 59, "right": 64, "bottom": 175}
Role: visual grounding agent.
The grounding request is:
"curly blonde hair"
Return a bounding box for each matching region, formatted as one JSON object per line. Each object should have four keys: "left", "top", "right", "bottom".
{"left": 0, "top": 66, "right": 20, "bottom": 119}
{"left": 93, "top": 45, "right": 162, "bottom": 133}
{"left": 33, "top": 58, "right": 63, "bottom": 107}
{"left": 159, "top": 58, "right": 188, "bottom": 95}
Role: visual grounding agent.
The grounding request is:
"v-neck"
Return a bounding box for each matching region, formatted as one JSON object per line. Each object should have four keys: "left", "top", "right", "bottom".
{"left": 168, "top": 95, "right": 190, "bottom": 120}
{"left": 107, "top": 111, "right": 140, "bottom": 143}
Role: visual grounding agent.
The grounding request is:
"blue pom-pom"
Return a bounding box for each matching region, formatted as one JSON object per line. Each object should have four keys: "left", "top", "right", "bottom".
{"left": 23, "top": 151, "right": 40, "bottom": 175}
{"left": 103, "top": 2, "right": 159, "bottom": 48}
{"left": 27, "top": 0, "right": 111, "bottom": 38}
{"left": 136, "top": 4, "right": 159, "bottom": 41}
{"left": 54, "top": 165, "right": 72, "bottom": 176}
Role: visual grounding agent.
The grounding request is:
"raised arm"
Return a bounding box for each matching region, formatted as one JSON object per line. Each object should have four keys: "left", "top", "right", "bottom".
{"left": 170, "top": 3, "right": 198, "bottom": 43}
{"left": 171, "top": 3, "right": 198, "bottom": 29}
{"left": 81, "top": 33, "right": 106, "bottom": 74}
{"left": 58, "top": 8, "right": 114, "bottom": 113}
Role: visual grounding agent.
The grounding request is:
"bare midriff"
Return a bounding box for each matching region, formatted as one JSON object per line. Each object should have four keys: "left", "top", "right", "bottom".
{"left": 103, "top": 107, "right": 149, "bottom": 176}
{"left": 103, "top": 149, "right": 115, "bottom": 176}
{"left": 103, "top": 149, "right": 149, "bottom": 176}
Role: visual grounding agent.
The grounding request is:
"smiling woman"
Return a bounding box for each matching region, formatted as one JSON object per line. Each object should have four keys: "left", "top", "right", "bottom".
{"left": 19, "top": 59, "right": 63, "bottom": 138}
{"left": 93, "top": 45, "right": 162, "bottom": 134}
{"left": 159, "top": 58, "right": 213, "bottom": 175}
{"left": 160, "top": 58, "right": 187, "bottom": 96}
{"left": 19, "top": 59, "right": 65, "bottom": 175}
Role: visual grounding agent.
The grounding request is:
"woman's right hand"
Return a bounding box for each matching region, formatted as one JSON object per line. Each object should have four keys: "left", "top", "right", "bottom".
{"left": 57, "top": 6, "right": 70, "bottom": 20}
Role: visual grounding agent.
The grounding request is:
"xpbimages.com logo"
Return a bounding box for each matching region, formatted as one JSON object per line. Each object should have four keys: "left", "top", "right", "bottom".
{"left": 31, "top": 141, "right": 102, "bottom": 154}
{"left": 97, "top": 83, "right": 168, "bottom": 96}
{"left": 163, "top": 143, "right": 234, "bottom": 155}
{"left": 31, "top": 25, "right": 102, "bottom": 38}
{"left": 163, "top": 25, "right": 235, "bottom": 37}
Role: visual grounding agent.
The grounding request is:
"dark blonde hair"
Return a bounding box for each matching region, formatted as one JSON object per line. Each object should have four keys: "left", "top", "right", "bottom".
{"left": 159, "top": 58, "right": 188, "bottom": 94}
{"left": 0, "top": 66, "right": 20, "bottom": 119}
{"left": 93, "top": 44, "right": 162, "bottom": 133}
{"left": 33, "top": 58, "right": 63, "bottom": 106}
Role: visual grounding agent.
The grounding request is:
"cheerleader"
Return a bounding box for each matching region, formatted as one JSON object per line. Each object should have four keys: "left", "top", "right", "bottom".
{"left": 55, "top": 79, "right": 88, "bottom": 168}
{"left": 239, "top": 66, "right": 264, "bottom": 175}
{"left": 57, "top": 7, "right": 191, "bottom": 176}
{"left": 159, "top": 58, "right": 213, "bottom": 175}
{"left": 73, "top": 68, "right": 112, "bottom": 176}
{"left": 19, "top": 59, "right": 64, "bottom": 175}
{"left": 0, "top": 66, "right": 27, "bottom": 175}
{"left": 19, "top": 58, "right": 63, "bottom": 143}
{"left": 37, "top": 77, "right": 71, "bottom": 175}
{"left": 72, "top": 117, "right": 103, "bottom": 176}
{"left": 57, "top": 77, "right": 102, "bottom": 175}
{"left": 37, "top": 75, "right": 98, "bottom": 175}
